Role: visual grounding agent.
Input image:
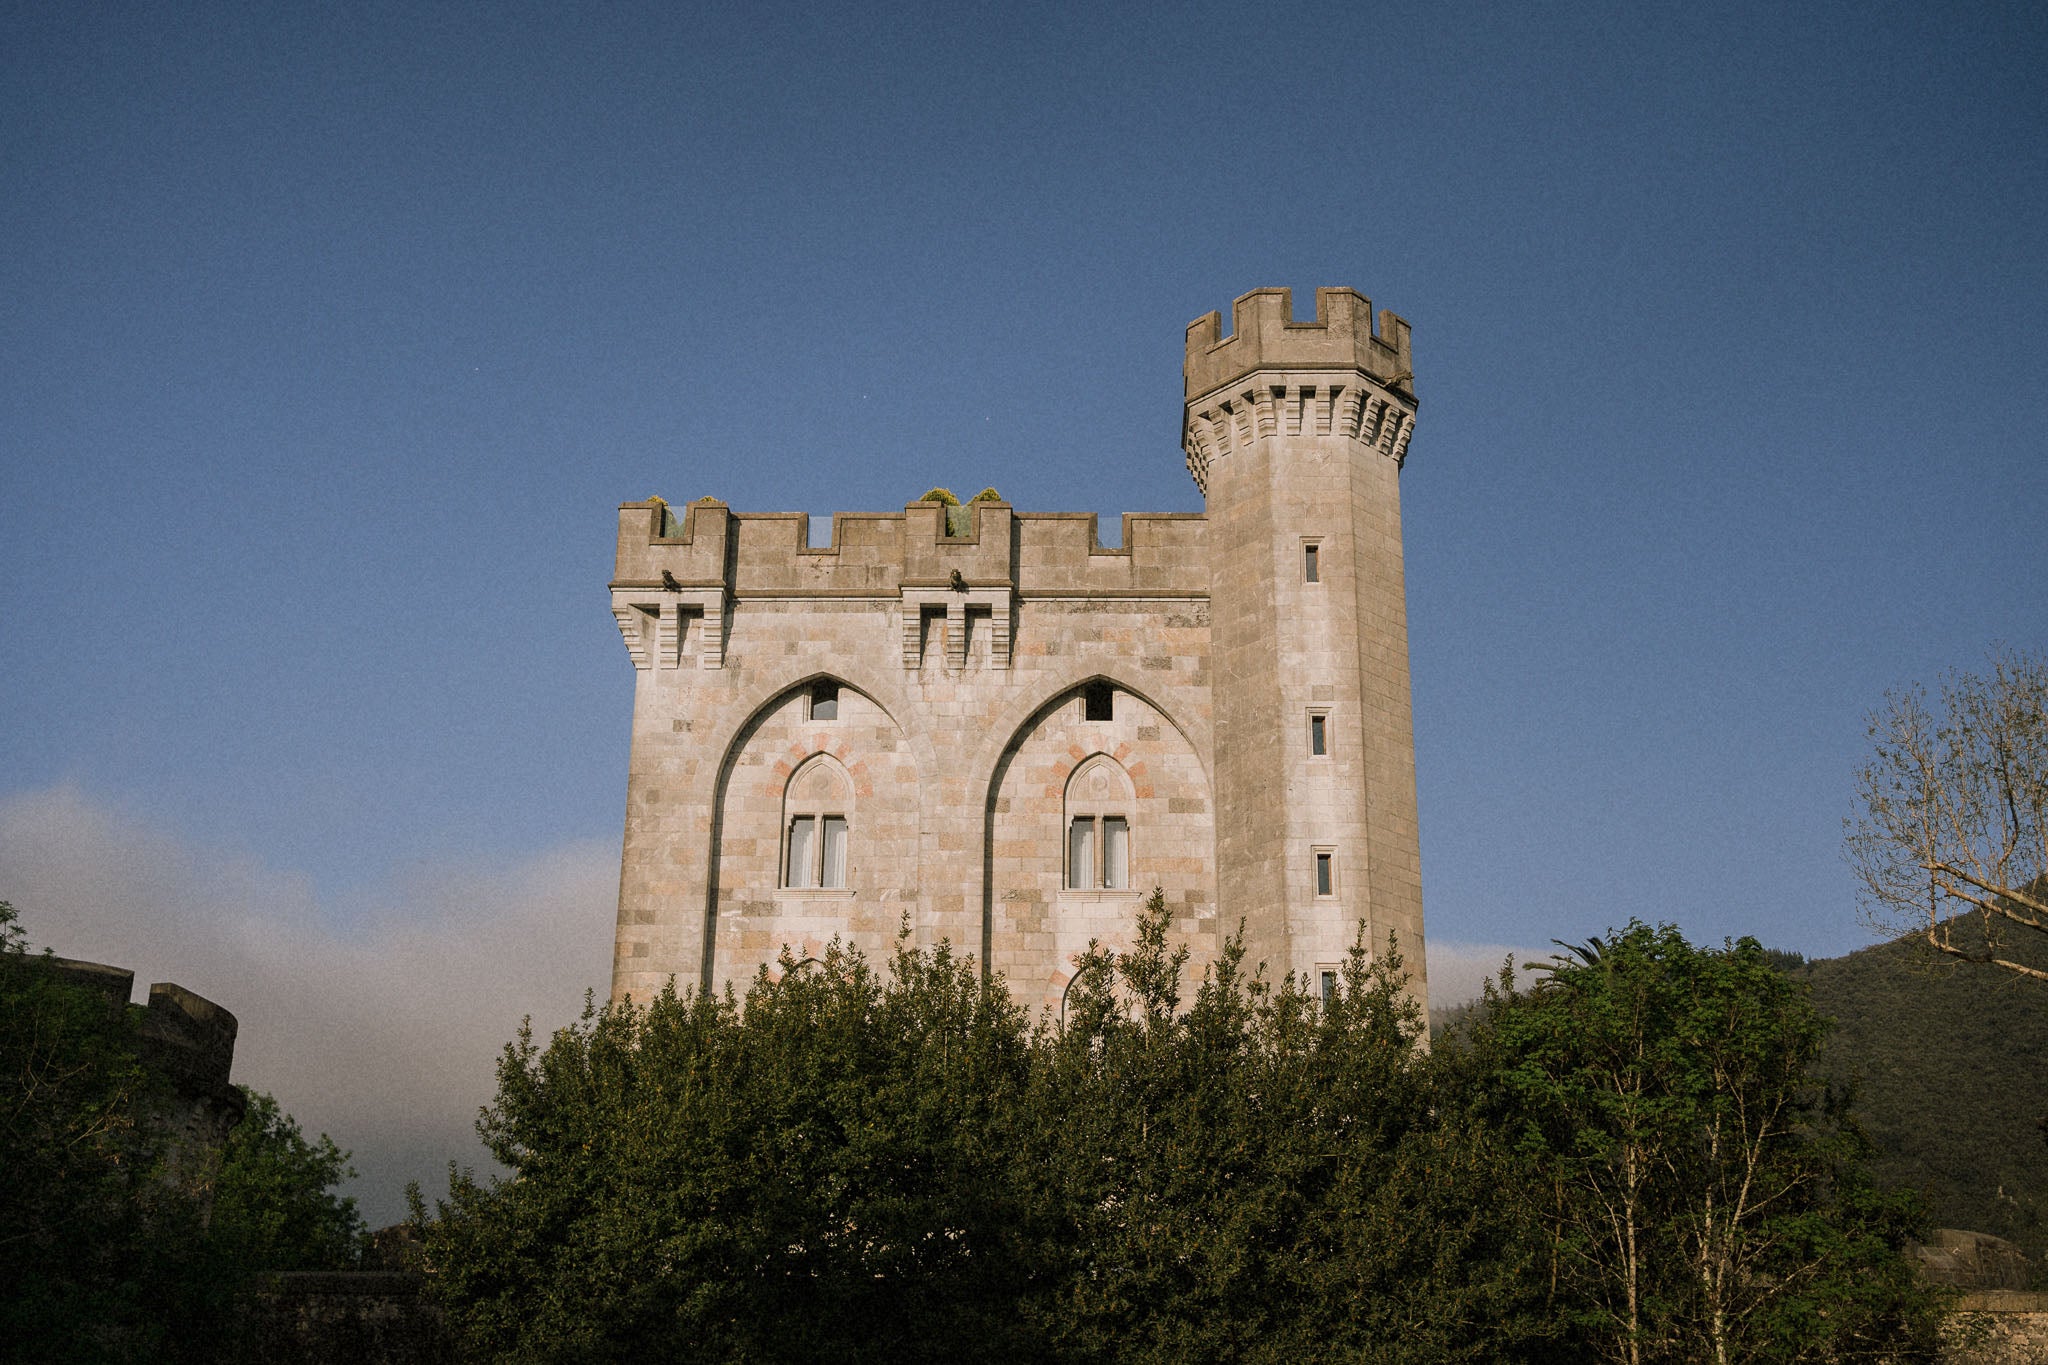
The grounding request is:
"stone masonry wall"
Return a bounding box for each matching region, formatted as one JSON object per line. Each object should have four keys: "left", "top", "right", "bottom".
{"left": 609, "top": 505, "right": 1217, "bottom": 1012}
{"left": 708, "top": 673, "right": 922, "bottom": 985}
{"left": 1944, "top": 1295, "right": 2048, "bottom": 1365}
{"left": 987, "top": 676, "right": 1218, "bottom": 1011}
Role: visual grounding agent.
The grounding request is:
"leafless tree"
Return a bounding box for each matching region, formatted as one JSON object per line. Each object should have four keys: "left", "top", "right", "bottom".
{"left": 1848, "top": 648, "right": 2048, "bottom": 983}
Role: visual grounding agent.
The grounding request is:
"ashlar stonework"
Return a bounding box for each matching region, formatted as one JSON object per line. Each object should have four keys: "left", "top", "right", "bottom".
{"left": 608, "top": 287, "right": 1429, "bottom": 1017}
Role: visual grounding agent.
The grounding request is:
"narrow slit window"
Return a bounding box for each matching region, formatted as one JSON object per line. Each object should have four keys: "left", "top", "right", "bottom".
{"left": 786, "top": 816, "right": 815, "bottom": 888}
{"left": 1101, "top": 817, "right": 1129, "bottom": 889}
{"left": 1083, "top": 681, "right": 1114, "bottom": 722}
{"left": 1304, "top": 542, "right": 1320, "bottom": 583}
{"left": 809, "top": 680, "right": 839, "bottom": 721}
{"left": 1320, "top": 970, "right": 1338, "bottom": 1007}
{"left": 1315, "top": 850, "right": 1334, "bottom": 897}
{"left": 1309, "top": 713, "right": 1327, "bottom": 756}
{"left": 1068, "top": 817, "right": 1096, "bottom": 890}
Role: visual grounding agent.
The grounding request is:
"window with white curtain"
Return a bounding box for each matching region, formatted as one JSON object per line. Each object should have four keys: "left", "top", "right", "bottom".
{"left": 787, "top": 814, "right": 815, "bottom": 887}
{"left": 1102, "top": 816, "right": 1128, "bottom": 888}
{"left": 820, "top": 815, "right": 847, "bottom": 888}
{"left": 1067, "top": 817, "right": 1095, "bottom": 891}
{"left": 784, "top": 814, "right": 849, "bottom": 889}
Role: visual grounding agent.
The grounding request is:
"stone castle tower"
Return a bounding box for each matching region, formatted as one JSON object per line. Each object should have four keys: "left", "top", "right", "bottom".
{"left": 609, "top": 287, "right": 1426, "bottom": 1014}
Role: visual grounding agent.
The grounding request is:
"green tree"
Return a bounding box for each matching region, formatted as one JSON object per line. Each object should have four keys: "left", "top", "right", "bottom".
{"left": 1473, "top": 921, "right": 1943, "bottom": 1365}
{"left": 211, "top": 1086, "right": 367, "bottom": 1273}
{"left": 412, "top": 934, "right": 1041, "bottom": 1363}
{"left": 1019, "top": 892, "right": 1548, "bottom": 1363}
{"left": 1848, "top": 647, "right": 2048, "bottom": 983}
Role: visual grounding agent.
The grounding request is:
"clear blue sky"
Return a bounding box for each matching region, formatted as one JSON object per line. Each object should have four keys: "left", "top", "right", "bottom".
{"left": 3, "top": 0, "right": 2044, "bottom": 1213}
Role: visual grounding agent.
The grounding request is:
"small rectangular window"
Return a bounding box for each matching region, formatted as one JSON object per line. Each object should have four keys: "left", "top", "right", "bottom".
{"left": 1303, "top": 542, "right": 1320, "bottom": 583}
{"left": 1309, "top": 713, "right": 1327, "bottom": 756}
{"left": 1314, "top": 850, "right": 1334, "bottom": 897}
{"left": 786, "top": 816, "right": 815, "bottom": 888}
{"left": 809, "top": 680, "right": 839, "bottom": 721}
{"left": 1068, "top": 817, "right": 1096, "bottom": 890}
{"left": 1101, "top": 817, "right": 1129, "bottom": 889}
{"left": 819, "top": 816, "right": 847, "bottom": 888}
{"left": 1083, "top": 681, "right": 1114, "bottom": 722}
{"left": 1320, "top": 970, "right": 1338, "bottom": 1007}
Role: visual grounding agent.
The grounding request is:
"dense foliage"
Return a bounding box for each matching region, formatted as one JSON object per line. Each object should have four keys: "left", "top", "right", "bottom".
{"left": 415, "top": 899, "right": 1941, "bottom": 1363}
{"left": 0, "top": 901, "right": 366, "bottom": 1362}
{"left": 211, "top": 1086, "right": 369, "bottom": 1273}
{"left": 0, "top": 901, "right": 226, "bottom": 1360}
{"left": 1029, "top": 907, "right": 1551, "bottom": 1362}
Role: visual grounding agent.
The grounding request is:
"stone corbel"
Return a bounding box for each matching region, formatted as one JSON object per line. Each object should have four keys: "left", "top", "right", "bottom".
{"left": 610, "top": 587, "right": 729, "bottom": 669}
{"left": 611, "top": 598, "right": 654, "bottom": 669}
{"left": 898, "top": 585, "right": 1014, "bottom": 671}
{"left": 678, "top": 587, "right": 728, "bottom": 669}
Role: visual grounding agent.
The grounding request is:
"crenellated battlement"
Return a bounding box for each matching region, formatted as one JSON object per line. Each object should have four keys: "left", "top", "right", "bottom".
{"left": 1184, "top": 287, "right": 1413, "bottom": 402}
{"left": 44, "top": 957, "right": 240, "bottom": 1092}
{"left": 613, "top": 498, "right": 1209, "bottom": 599}
{"left": 611, "top": 498, "right": 1208, "bottom": 674}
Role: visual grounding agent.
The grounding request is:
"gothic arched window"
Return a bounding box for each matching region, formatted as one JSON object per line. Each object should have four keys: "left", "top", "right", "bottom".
{"left": 1064, "top": 755, "right": 1134, "bottom": 891}
{"left": 783, "top": 755, "right": 852, "bottom": 890}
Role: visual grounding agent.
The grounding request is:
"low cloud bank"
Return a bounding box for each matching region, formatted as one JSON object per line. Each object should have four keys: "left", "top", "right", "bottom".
{"left": 1424, "top": 939, "right": 1550, "bottom": 1011}
{"left": 0, "top": 784, "right": 616, "bottom": 1227}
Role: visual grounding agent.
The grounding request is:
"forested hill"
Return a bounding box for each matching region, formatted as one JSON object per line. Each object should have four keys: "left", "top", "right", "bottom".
{"left": 1795, "top": 929, "right": 2048, "bottom": 1265}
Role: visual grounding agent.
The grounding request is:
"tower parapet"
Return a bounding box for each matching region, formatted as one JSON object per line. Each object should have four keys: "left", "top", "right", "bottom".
{"left": 1181, "top": 289, "right": 1416, "bottom": 496}
{"left": 1184, "top": 287, "right": 1413, "bottom": 400}
{"left": 41, "top": 958, "right": 239, "bottom": 1093}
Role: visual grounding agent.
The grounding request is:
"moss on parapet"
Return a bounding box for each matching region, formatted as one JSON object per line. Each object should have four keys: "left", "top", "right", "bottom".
{"left": 645, "top": 495, "right": 679, "bottom": 538}
{"left": 918, "top": 487, "right": 1004, "bottom": 536}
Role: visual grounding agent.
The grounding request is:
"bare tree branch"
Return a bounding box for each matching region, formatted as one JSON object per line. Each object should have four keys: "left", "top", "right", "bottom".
{"left": 1849, "top": 648, "right": 2048, "bottom": 987}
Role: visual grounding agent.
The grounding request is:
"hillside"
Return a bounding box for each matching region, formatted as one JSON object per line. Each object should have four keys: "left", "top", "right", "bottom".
{"left": 1797, "top": 928, "right": 2048, "bottom": 1267}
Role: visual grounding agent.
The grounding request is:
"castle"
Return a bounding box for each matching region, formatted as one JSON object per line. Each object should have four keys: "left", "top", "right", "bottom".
{"left": 608, "top": 287, "right": 1427, "bottom": 1015}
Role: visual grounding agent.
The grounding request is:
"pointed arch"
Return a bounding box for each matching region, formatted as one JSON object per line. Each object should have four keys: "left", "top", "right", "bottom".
{"left": 703, "top": 672, "right": 922, "bottom": 990}
{"left": 976, "top": 675, "right": 1214, "bottom": 986}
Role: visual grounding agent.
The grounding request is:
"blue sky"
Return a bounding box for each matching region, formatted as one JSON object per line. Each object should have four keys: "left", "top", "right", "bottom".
{"left": 3, "top": 0, "right": 2043, "bottom": 1219}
